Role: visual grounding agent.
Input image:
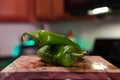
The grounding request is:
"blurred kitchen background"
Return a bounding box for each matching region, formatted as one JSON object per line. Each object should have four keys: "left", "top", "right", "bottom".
{"left": 0, "top": 0, "right": 120, "bottom": 70}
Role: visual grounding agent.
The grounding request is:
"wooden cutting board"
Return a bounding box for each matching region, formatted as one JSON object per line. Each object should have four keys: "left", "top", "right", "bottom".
{"left": 1, "top": 55, "right": 120, "bottom": 80}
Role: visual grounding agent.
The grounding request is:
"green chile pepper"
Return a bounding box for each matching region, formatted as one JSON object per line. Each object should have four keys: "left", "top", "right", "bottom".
{"left": 22, "top": 30, "right": 85, "bottom": 67}
{"left": 54, "top": 45, "right": 84, "bottom": 66}
{"left": 22, "top": 30, "right": 82, "bottom": 54}
{"left": 37, "top": 45, "right": 84, "bottom": 67}
{"left": 37, "top": 45, "right": 53, "bottom": 63}
{"left": 37, "top": 45, "right": 59, "bottom": 63}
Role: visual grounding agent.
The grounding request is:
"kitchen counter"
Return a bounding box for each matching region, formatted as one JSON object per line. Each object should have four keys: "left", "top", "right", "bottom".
{"left": 0, "top": 55, "right": 120, "bottom": 80}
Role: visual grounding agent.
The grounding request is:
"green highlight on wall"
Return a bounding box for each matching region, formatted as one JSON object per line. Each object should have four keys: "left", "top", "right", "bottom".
{"left": 74, "top": 36, "right": 91, "bottom": 51}
{"left": 23, "top": 40, "right": 35, "bottom": 46}
{"left": 12, "top": 40, "right": 35, "bottom": 57}
{"left": 12, "top": 45, "right": 20, "bottom": 57}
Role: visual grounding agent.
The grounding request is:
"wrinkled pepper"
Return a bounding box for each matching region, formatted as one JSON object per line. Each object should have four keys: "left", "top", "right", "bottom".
{"left": 21, "top": 30, "right": 85, "bottom": 67}
{"left": 37, "top": 45, "right": 84, "bottom": 66}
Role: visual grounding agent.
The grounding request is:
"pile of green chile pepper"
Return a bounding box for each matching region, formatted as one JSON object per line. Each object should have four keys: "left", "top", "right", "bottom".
{"left": 21, "top": 30, "right": 85, "bottom": 67}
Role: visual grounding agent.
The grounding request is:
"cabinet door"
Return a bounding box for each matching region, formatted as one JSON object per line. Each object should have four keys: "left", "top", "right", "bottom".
{"left": 52, "top": 0, "right": 64, "bottom": 19}
{"left": 35, "top": 0, "right": 65, "bottom": 21}
{"left": 35, "top": 0, "right": 52, "bottom": 20}
{"left": 0, "top": 0, "right": 28, "bottom": 21}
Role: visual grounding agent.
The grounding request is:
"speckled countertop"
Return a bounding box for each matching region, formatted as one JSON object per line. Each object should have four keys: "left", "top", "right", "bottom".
{"left": 0, "top": 55, "right": 120, "bottom": 80}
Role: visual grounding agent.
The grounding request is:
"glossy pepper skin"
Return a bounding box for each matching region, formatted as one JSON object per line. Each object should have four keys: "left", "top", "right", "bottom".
{"left": 54, "top": 45, "right": 84, "bottom": 66}
{"left": 37, "top": 45, "right": 84, "bottom": 67}
{"left": 22, "top": 30, "right": 84, "bottom": 67}
{"left": 37, "top": 45, "right": 53, "bottom": 63}
{"left": 37, "top": 45, "right": 58, "bottom": 63}
{"left": 22, "top": 30, "right": 82, "bottom": 54}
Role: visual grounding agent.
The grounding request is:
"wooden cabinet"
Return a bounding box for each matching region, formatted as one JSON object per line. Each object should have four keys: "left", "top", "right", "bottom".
{"left": 0, "top": 0, "right": 95, "bottom": 22}
{"left": 35, "top": 0, "right": 65, "bottom": 21}
{"left": 52, "top": 0, "right": 64, "bottom": 19}
{"left": 0, "top": 0, "right": 65, "bottom": 22}
{"left": 35, "top": 0, "right": 52, "bottom": 20}
{"left": 35, "top": 0, "right": 95, "bottom": 21}
{"left": 0, "top": 0, "right": 33, "bottom": 22}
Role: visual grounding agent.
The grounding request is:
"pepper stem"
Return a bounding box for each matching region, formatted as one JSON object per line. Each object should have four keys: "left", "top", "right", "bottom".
{"left": 71, "top": 53, "right": 84, "bottom": 57}
{"left": 21, "top": 32, "right": 38, "bottom": 43}
{"left": 71, "top": 51, "right": 88, "bottom": 57}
